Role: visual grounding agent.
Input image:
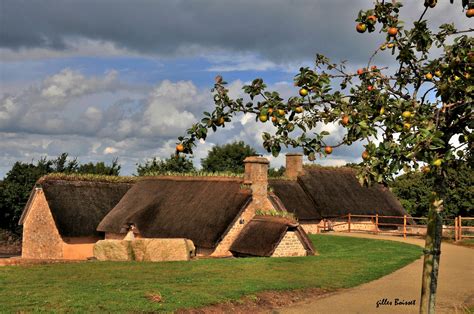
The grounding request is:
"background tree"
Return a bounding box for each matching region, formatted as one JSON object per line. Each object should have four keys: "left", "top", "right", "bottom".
{"left": 201, "top": 141, "right": 257, "bottom": 173}
{"left": 76, "top": 159, "right": 121, "bottom": 176}
{"left": 136, "top": 155, "right": 195, "bottom": 176}
{"left": 0, "top": 153, "right": 121, "bottom": 234}
{"left": 268, "top": 166, "right": 286, "bottom": 177}
{"left": 391, "top": 161, "right": 473, "bottom": 219}
{"left": 177, "top": 2, "right": 472, "bottom": 312}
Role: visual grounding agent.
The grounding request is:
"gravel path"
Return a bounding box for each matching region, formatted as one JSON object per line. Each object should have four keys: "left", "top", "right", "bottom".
{"left": 276, "top": 233, "right": 474, "bottom": 314}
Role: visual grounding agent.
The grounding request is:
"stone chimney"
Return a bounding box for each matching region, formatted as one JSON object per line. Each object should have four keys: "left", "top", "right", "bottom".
{"left": 243, "top": 156, "right": 272, "bottom": 210}
{"left": 285, "top": 153, "right": 304, "bottom": 180}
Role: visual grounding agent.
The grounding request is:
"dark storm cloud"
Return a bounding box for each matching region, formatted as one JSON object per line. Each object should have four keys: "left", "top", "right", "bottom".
{"left": 4, "top": 0, "right": 466, "bottom": 63}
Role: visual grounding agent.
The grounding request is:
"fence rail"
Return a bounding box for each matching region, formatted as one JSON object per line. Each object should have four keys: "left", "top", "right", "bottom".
{"left": 317, "top": 214, "right": 473, "bottom": 242}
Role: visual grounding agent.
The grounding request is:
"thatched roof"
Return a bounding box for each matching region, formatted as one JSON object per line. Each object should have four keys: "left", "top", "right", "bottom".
{"left": 97, "top": 177, "right": 251, "bottom": 249}
{"left": 269, "top": 180, "right": 322, "bottom": 220}
{"left": 230, "top": 216, "right": 315, "bottom": 257}
{"left": 270, "top": 167, "right": 407, "bottom": 222}
{"left": 19, "top": 179, "right": 132, "bottom": 237}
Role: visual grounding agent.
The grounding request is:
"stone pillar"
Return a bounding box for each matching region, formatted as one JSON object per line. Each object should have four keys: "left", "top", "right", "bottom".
{"left": 244, "top": 156, "right": 270, "bottom": 210}
{"left": 244, "top": 156, "right": 269, "bottom": 199}
{"left": 285, "top": 153, "right": 303, "bottom": 180}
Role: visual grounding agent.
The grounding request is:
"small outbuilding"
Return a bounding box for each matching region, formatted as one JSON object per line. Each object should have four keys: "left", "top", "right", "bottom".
{"left": 19, "top": 177, "right": 132, "bottom": 259}
{"left": 230, "top": 216, "right": 315, "bottom": 257}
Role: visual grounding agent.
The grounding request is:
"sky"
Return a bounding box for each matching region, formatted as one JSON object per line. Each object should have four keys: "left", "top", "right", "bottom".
{"left": 0, "top": 1, "right": 469, "bottom": 177}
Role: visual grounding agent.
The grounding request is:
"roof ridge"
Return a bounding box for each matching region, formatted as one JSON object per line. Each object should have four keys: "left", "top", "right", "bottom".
{"left": 139, "top": 176, "right": 244, "bottom": 182}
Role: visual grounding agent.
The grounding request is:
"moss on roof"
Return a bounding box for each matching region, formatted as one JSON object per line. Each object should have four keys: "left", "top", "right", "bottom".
{"left": 37, "top": 173, "right": 138, "bottom": 184}
{"left": 37, "top": 171, "right": 245, "bottom": 185}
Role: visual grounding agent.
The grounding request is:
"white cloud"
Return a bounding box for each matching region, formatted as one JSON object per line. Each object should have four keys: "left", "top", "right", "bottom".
{"left": 103, "top": 147, "right": 119, "bottom": 154}
{"left": 0, "top": 73, "right": 369, "bottom": 177}
{"left": 138, "top": 80, "right": 202, "bottom": 137}
{"left": 40, "top": 68, "right": 119, "bottom": 103}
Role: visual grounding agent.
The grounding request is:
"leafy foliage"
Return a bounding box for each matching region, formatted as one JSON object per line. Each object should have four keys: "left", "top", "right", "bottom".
{"left": 0, "top": 153, "right": 121, "bottom": 234}
{"left": 390, "top": 162, "right": 473, "bottom": 219}
{"left": 201, "top": 141, "right": 257, "bottom": 173}
{"left": 136, "top": 155, "right": 195, "bottom": 176}
{"left": 178, "top": 2, "right": 472, "bottom": 205}
{"left": 268, "top": 166, "right": 286, "bottom": 178}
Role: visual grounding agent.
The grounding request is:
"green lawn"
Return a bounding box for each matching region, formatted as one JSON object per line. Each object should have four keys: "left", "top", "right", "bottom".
{"left": 0, "top": 235, "right": 422, "bottom": 312}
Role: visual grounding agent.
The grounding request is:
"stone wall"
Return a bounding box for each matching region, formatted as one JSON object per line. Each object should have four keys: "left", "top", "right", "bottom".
{"left": 272, "top": 231, "right": 307, "bottom": 257}
{"left": 301, "top": 219, "right": 379, "bottom": 234}
{"left": 22, "top": 189, "right": 64, "bottom": 259}
{"left": 330, "top": 219, "right": 376, "bottom": 232}
{"left": 300, "top": 222, "right": 321, "bottom": 234}
{"left": 211, "top": 200, "right": 255, "bottom": 257}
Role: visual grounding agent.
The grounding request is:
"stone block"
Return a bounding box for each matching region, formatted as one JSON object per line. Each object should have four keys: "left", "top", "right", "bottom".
{"left": 131, "top": 238, "right": 195, "bottom": 261}
{"left": 93, "top": 240, "right": 131, "bottom": 261}
{"left": 93, "top": 238, "right": 195, "bottom": 262}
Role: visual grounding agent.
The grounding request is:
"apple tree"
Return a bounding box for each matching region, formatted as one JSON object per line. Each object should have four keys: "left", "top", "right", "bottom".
{"left": 177, "top": 1, "right": 472, "bottom": 312}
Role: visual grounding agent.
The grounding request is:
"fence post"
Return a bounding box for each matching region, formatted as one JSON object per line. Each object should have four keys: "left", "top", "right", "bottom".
{"left": 348, "top": 213, "right": 351, "bottom": 233}
{"left": 454, "top": 217, "right": 459, "bottom": 242}
{"left": 459, "top": 215, "right": 462, "bottom": 241}
{"left": 403, "top": 215, "right": 407, "bottom": 239}
{"left": 375, "top": 214, "right": 379, "bottom": 234}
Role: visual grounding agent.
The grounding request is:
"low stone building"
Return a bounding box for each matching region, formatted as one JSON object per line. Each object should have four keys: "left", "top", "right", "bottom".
{"left": 230, "top": 216, "right": 315, "bottom": 257}
{"left": 19, "top": 179, "right": 132, "bottom": 260}
{"left": 270, "top": 154, "right": 410, "bottom": 234}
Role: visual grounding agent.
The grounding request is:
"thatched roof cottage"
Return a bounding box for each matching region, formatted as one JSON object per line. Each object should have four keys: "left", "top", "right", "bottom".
{"left": 19, "top": 153, "right": 408, "bottom": 260}
{"left": 271, "top": 154, "right": 408, "bottom": 233}
{"left": 97, "top": 177, "right": 253, "bottom": 255}
{"left": 19, "top": 178, "right": 132, "bottom": 259}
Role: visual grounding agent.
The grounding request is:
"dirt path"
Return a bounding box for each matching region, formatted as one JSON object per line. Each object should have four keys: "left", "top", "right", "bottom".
{"left": 275, "top": 233, "right": 474, "bottom": 314}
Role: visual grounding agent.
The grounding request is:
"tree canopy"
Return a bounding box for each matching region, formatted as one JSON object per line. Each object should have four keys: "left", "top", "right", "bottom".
{"left": 136, "top": 155, "right": 195, "bottom": 175}
{"left": 390, "top": 161, "right": 473, "bottom": 219}
{"left": 0, "top": 153, "right": 121, "bottom": 233}
{"left": 177, "top": 2, "right": 472, "bottom": 190}
{"left": 201, "top": 141, "right": 257, "bottom": 173}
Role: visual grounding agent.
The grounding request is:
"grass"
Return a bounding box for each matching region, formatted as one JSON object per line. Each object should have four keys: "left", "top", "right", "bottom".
{"left": 0, "top": 235, "right": 422, "bottom": 312}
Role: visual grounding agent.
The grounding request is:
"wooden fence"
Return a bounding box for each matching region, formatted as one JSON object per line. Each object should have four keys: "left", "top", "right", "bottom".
{"left": 318, "top": 214, "right": 474, "bottom": 242}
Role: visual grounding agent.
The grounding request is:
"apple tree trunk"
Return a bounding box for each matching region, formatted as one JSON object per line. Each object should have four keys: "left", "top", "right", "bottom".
{"left": 419, "top": 193, "right": 444, "bottom": 314}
